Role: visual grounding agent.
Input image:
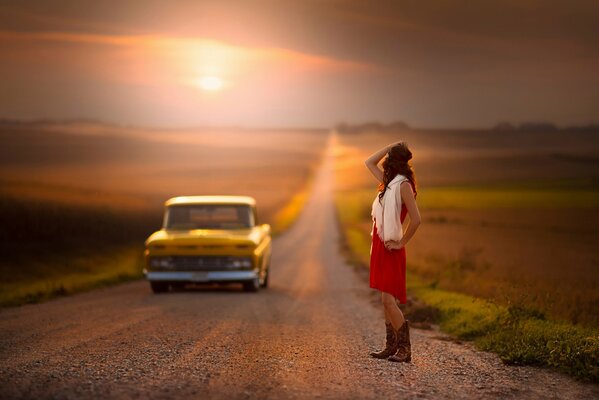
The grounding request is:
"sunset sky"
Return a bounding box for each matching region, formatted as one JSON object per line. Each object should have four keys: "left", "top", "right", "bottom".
{"left": 1, "top": 1, "right": 598, "bottom": 128}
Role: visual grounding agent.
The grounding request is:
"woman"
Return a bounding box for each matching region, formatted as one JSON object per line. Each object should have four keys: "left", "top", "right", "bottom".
{"left": 364, "top": 141, "right": 421, "bottom": 362}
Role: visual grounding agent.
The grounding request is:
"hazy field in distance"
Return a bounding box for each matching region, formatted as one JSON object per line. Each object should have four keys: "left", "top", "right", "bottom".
{"left": 333, "top": 126, "right": 599, "bottom": 326}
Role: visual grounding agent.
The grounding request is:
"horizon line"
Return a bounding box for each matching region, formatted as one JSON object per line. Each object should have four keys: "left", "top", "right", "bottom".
{"left": 1, "top": 116, "right": 597, "bottom": 132}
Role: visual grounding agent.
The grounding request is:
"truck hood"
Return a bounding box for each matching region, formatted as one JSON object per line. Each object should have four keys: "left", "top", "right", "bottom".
{"left": 145, "top": 227, "right": 263, "bottom": 248}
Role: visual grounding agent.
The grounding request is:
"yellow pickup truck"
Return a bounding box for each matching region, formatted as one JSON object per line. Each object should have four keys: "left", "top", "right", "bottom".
{"left": 144, "top": 196, "right": 272, "bottom": 293}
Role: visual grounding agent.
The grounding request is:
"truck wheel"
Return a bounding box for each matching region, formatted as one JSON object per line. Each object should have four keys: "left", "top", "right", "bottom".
{"left": 260, "top": 269, "right": 269, "bottom": 288}
{"left": 150, "top": 281, "right": 169, "bottom": 293}
{"left": 243, "top": 278, "right": 259, "bottom": 292}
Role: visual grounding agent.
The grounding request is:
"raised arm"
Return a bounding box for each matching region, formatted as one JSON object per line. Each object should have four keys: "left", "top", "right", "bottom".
{"left": 364, "top": 142, "right": 397, "bottom": 183}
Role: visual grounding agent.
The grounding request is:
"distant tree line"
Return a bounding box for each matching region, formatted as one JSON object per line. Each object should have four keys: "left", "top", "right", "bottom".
{"left": 335, "top": 120, "right": 598, "bottom": 134}
{"left": 492, "top": 121, "right": 599, "bottom": 133}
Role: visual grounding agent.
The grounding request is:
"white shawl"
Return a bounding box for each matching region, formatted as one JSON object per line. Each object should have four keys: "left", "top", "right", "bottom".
{"left": 371, "top": 174, "right": 408, "bottom": 244}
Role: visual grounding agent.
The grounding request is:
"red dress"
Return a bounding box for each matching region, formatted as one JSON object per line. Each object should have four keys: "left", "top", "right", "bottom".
{"left": 369, "top": 203, "right": 408, "bottom": 303}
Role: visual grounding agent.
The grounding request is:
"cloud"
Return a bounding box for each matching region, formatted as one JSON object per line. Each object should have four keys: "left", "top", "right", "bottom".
{"left": 0, "top": 31, "right": 383, "bottom": 83}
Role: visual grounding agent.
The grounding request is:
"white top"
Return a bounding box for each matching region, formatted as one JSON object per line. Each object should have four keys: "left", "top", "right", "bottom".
{"left": 371, "top": 174, "right": 408, "bottom": 243}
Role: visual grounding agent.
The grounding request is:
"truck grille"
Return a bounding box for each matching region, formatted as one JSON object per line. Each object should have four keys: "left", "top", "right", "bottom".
{"left": 153, "top": 256, "right": 251, "bottom": 271}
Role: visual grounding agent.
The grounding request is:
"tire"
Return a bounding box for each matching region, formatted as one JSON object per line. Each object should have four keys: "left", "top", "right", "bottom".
{"left": 243, "top": 278, "right": 260, "bottom": 292}
{"left": 150, "top": 281, "right": 169, "bottom": 293}
{"left": 260, "top": 268, "right": 269, "bottom": 288}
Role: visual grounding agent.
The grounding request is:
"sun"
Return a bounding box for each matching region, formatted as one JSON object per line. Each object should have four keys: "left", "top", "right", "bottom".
{"left": 196, "top": 75, "right": 224, "bottom": 91}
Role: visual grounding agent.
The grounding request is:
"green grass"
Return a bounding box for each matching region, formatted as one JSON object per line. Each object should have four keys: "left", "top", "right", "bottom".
{"left": 410, "top": 275, "right": 599, "bottom": 382}
{"left": 418, "top": 186, "right": 599, "bottom": 209}
{"left": 333, "top": 187, "right": 599, "bottom": 382}
{"left": 272, "top": 175, "right": 314, "bottom": 236}
{"left": 0, "top": 247, "right": 144, "bottom": 307}
{"left": 0, "top": 192, "right": 158, "bottom": 307}
{"left": 336, "top": 181, "right": 599, "bottom": 212}
{"left": 333, "top": 190, "right": 373, "bottom": 266}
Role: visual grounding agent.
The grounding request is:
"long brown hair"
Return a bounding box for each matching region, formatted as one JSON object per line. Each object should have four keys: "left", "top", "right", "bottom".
{"left": 378, "top": 142, "right": 417, "bottom": 204}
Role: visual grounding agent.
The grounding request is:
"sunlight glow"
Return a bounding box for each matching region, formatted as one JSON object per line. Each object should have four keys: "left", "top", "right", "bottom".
{"left": 196, "top": 75, "right": 224, "bottom": 91}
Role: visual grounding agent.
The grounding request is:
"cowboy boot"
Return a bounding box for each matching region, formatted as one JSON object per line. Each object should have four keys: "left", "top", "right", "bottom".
{"left": 370, "top": 322, "right": 398, "bottom": 359}
{"left": 388, "top": 319, "right": 411, "bottom": 362}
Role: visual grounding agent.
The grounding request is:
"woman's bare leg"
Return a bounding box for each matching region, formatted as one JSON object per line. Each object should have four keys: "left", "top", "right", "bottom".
{"left": 381, "top": 292, "right": 405, "bottom": 330}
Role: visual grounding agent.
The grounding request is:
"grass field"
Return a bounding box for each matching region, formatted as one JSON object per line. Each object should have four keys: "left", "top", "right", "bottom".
{"left": 332, "top": 127, "right": 599, "bottom": 380}
{"left": 0, "top": 121, "right": 327, "bottom": 306}
{"left": 408, "top": 274, "right": 599, "bottom": 382}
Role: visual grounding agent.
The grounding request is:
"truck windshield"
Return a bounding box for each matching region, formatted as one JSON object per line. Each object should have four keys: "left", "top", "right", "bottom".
{"left": 164, "top": 204, "right": 254, "bottom": 230}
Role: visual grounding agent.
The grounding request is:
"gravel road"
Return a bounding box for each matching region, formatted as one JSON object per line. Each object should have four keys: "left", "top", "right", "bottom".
{"left": 1, "top": 133, "right": 597, "bottom": 399}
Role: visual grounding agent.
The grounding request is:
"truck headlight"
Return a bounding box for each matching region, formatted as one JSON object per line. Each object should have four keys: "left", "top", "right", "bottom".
{"left": 150, "top": 257, "right": 174, "bottom": 269}
{"left": 230, "top": 257, "right": 253, "bottom": 269}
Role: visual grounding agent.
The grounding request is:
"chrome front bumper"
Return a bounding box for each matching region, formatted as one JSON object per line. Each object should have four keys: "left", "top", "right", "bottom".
{"left": 145, "top": 270, "right": 258, "bottom": 283}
